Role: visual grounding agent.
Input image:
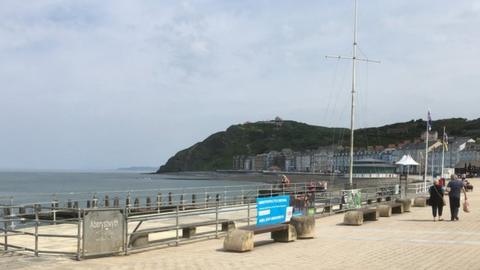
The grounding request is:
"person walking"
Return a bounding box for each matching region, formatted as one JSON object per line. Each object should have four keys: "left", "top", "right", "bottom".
{"left": 429, "top": 179, "right": 445, "bottom": 221}
{"left": 446, "top": 174, "right": 468, "bottom": 221}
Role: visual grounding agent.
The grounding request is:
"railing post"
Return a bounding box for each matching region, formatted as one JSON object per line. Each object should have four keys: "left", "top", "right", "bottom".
{"left": 34, "top": 206, "right": 39, "bottom": 256}
{"left": 76, "top": 208, "right": 82, "bottom": 261}
{"left": 124, "top": 207, "right": 129, "bottom": 256}
{"left": 52, "top": 196, "right": 58, "bottom": 225}
{"left": 247, "top": 201, "right": 251, "bottom": 226}
{"left": 270, "top": 184, "right": 273, "bottom": 197}
{"left": 3, "top": 208, "right": 7, "bottom": 251}
{"left": 204, "top": 189, "right": 208, "bottom": 209}
{"left": 180, "top": 194, "right": 184, "bottom": 211}
{"left": 156, "top": 193, "right": 162, "bottom": 213}
{"left": 175, "top": 205, "right": 179, "bottom": 246}
{"left": 224, "top": 187, "right": 227, "bottom": 206}
{"left": 215, "top": 202, "right": 219, "bottom": 239}
{"left": 82, "top": 209, "right": 86, "bottom": 258}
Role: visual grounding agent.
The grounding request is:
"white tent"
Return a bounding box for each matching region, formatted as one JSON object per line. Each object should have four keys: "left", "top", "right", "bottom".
{"left": 396, "top": 155, "right": 419, "bottom": 166}
{"left": 396, "top": 154, "right": 419, "bottom": 176}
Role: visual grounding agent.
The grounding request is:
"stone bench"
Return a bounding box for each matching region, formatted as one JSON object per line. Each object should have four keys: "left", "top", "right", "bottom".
{"left": 413, "top": 197, "right": 427, "bottom": 207}
{"left": 378, "top": 202, "right": 403, "bottom": 217}
{"left": 395, "top": 198, "right": 412, "bottom": 212}
{"left": 130, "top": 219, "right": 235, "bottom": 248}
{"left": 223, "top": 216, "right": 315, "bottom": 252}
{"left": 223, "top": 223, "right": 297, "bottom": 252}
{"left": 343, "top": 207, "right": 378, "bottom": 225}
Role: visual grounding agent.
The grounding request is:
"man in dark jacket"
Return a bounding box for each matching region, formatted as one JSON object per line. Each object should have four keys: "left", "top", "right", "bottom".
{"left": 446, "top": 174, "right": 467, "bottom": 221}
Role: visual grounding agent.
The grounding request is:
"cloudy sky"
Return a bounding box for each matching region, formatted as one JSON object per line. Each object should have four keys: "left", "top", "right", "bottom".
{"left": 0, "top": 0, "right": 479, "bottom": 170}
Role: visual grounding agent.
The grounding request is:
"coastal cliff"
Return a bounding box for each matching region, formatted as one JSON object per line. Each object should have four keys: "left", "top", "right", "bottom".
{"left": 157, "top": 118, "right": 480, "bottom": 173}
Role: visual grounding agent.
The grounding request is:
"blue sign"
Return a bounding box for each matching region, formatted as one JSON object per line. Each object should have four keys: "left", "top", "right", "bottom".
{"left": 256, "top": 195, "right": 290, "bottom": 226}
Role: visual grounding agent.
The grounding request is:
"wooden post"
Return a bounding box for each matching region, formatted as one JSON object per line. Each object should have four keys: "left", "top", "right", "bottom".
{"left": 168, "top": 192, "right": 173, "bottom": 206}
{"left": 126, "top": 193, "right": 131, "bottom": 208}
{"left": 156, "top": 193, "right": 162, "bottom": 212}
{"left": 146, "top": 197, "right": 152, "bottom": 209}
{"left": 104, "top": 195, "right": 110, "bottom": 208}
{"left": 113, "top": 197, "right": 120, "bottom": 208}
{"left": 134, "top": 198, "right": 140, "bottom": 209}
{"left": 180, "top": 194, "right": 185, "bottom": 211}
{"left": 192, "top": 194, "right": 196, "bottom": 207}
{"left": 92, "top": 195, "right": 98, "bottom": 208}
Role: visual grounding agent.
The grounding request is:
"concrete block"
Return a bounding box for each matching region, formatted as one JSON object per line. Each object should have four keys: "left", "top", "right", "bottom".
{"left": 391, "top": 203, "right": 404, "bottom": 214}
{"left": 414, "top": 197, "right": 427, "bottom": 207}
{"left": 344, "top": 211, "right": 363, "bottom": 225}
{"left": 290, "top": 216, "right": 315, "bottom": 239}
{"left": 378, "top": 205, "right": 392, "bottom": 217}
{"left": 182, "top": 227, "right": 196, "bottom": 238}
{"left": 363, "top": 209, "right": 379, "bottom": 221}
{"left": 223, "top": 229, "right": 254, "bottom": 252}
{"left": 271, "top": 225, "right": 297, "bottom": 242}
{"left": 129, "top": 232, "right": 148, "bottom": 248}
{"left": 221, "top": 221, "right": 236, "bottom": 232}
{"left": 396, "top": 198, "right": 412, "bottom": 212}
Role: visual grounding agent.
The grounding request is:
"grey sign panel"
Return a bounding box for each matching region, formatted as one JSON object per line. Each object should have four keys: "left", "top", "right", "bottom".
{"left": 83, "top": 210, "right": 124, "bottom": 256}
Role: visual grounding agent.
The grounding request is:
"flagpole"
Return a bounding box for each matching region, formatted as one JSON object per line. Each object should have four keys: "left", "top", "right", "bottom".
{"left": 431, "top": 146, "right": 435, "bottom": 180}
{"left": 424, "top": 112, "right": 429, "bottom": 192}
{"left": 441, "top": 126, "right": 446, "bottom": 178}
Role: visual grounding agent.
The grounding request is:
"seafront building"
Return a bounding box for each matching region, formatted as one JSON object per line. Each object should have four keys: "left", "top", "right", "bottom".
{"left": 232, "top": 135, "right": 480, "bottom": 176}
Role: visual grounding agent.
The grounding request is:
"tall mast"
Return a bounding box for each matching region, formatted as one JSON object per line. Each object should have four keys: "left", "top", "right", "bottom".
{"left": 326, "top": 0, "right": 380, "bottom": 188}
{"left": 348, "top": 0, "right": 358, "bottom": 187}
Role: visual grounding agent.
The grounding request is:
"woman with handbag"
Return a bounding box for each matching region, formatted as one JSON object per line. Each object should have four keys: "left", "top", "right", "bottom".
{"left": 429, "top": 179, "right": 445, "bottom": 222}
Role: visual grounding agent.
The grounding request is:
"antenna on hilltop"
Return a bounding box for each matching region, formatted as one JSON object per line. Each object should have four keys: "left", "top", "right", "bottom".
{"left": 325, "top": 0, "right": 380, "bottom": 187}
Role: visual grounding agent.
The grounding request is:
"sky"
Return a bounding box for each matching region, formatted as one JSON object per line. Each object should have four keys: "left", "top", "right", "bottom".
{"left": 0, "top": 0, "right": 479, "bottom": 170}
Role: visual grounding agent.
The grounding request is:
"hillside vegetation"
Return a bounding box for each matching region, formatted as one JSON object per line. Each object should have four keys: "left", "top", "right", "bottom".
{"left": 157, "top": 118, "right": 480, "bottom": 173}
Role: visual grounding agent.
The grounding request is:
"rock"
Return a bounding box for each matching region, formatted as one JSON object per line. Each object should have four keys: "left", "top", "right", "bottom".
{"left": 344, "top": 211, "right": 363, "bottom": 225}
{"left": 414, "top": 197, "right": 427, "bottom": 207}
{"left": 223, "top": 229, "right": 254, "bottom": 252}
{"left": 290, "top": 216, "right": 315, "bottom": 239}
{"left": 271, "top": 224, "right": 297, "bottom": 242}
{"left": 378, "top": 205, "right": 392, "bottom": 217}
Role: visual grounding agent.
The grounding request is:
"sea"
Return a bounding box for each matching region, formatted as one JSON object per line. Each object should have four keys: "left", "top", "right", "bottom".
{"left": 0, "top": 171, "right": 262, "bottom": 206}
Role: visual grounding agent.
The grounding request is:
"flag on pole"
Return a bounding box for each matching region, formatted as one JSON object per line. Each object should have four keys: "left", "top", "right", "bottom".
{"left": 443, "top": 131, "right": 449, "bottom": 151}
{"left": 427, "top": 110, "right": 432, "bottom": 131}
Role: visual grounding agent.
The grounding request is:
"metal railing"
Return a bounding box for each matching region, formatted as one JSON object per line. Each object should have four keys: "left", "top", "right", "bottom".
{"left": 0, "top": 181, "right": 403, "bottom": 260}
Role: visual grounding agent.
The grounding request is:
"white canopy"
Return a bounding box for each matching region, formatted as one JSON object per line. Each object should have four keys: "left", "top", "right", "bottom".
{"left": 396, "top": 154, "right": 419, "bottom": 166}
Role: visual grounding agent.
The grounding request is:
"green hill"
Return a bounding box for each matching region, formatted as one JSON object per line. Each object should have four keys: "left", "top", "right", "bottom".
{"left": 157, "top": 118, "right": 480, "bottom": 173}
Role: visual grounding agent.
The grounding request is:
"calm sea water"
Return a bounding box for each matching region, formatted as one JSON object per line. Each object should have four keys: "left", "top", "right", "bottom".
{"left": 0, "top": 171, "right": 261, "bottom": 205}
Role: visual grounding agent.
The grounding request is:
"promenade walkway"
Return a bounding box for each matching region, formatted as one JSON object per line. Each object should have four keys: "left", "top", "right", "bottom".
{"left": 2, "top": 178, "right": 480, "bottom": 270}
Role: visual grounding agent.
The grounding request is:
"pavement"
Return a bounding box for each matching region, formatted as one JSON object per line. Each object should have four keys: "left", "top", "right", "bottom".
{"left": 2, "top": 178, "right": 480, "bottom": 270}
